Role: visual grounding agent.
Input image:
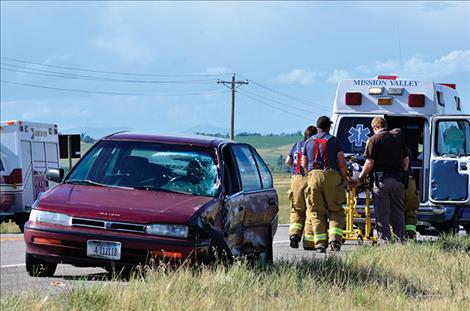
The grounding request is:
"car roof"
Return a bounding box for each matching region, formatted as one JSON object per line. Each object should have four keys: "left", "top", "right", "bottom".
{"left": 103, "top": 132, "right": 233, "bottom": 148}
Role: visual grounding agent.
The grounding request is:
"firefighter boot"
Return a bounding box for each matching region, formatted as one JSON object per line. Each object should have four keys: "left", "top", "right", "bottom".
{"left": 288, "top": 175, "right": 308, "bottom": 238}
{"left": 290, "top": 235, "right": 300, "bottom": 249}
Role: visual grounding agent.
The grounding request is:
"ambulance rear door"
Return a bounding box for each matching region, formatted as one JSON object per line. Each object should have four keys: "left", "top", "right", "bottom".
{"left": 429, "top": 115, "right": 470, "bottom": 204}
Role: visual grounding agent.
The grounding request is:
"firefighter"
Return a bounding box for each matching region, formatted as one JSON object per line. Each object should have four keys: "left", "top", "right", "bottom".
{"left": 302, "top": 116, "right": 350, "bottom": 253}
{"left": 286, "top": 125, "right": 317, "bottom": 249}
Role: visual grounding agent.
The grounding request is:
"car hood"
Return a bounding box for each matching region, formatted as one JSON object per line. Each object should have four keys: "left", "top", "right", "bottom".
{"left": 37, "top": 184, "right": 214, "bottom": 224}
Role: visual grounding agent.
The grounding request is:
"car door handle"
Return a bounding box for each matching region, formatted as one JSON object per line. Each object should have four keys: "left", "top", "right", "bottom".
{"left": 268, "top": 199, "right": 276, "bottom": 206}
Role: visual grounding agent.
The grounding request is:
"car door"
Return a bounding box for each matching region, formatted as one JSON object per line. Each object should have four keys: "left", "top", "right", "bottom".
{"left": 230, "top": 144, "right": 278, "bottom": 255}
{"left": 429, "top": 115, "right": 470, "bottom": 204}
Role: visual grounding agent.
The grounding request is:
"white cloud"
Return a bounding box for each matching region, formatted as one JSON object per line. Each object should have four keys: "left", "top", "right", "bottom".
{"left": 325, "top": 49, "right": 470, "bottom": 83}
{"left": 326, "top": 69, "right": 352, "bottom": 84}
{"left": 277, "top": 69, "right": 316, "bottom": 85}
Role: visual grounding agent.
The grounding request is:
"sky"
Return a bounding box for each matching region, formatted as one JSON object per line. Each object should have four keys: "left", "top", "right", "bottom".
{"left": 1, "top": 1, "right": 469, "bottom": 135}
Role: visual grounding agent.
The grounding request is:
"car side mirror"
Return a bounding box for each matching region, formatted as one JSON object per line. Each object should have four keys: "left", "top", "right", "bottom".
{"left": 46, "top": 168, "right": 65, "bottom": 183}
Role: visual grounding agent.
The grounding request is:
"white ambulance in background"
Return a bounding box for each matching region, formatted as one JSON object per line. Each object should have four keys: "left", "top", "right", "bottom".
{"left": 330, "top": 75, "right": 470, "bottom": 234}
{"left": 0, "top": 121, "right": 60, "bottom": 231}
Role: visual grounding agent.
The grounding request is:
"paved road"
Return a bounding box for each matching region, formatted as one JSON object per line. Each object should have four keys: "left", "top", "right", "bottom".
{"left": 0, "top": 225, "right": 457, "bottom": 297}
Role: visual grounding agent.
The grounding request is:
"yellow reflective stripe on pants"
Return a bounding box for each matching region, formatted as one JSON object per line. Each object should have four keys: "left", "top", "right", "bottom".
{"left": 290, "top": 223, "right": 303, "bottom": 231}
{"left": 329, "top": 227, "right": 343, "bottom": 237}
{"left": 405, "top": 224, "right": 417, "bottom": 232}
{"left": 314, "top": 233, "right": 327, "bottom": 243}
{"left": 303, "top": 234, "right": 315, "bottom": 242}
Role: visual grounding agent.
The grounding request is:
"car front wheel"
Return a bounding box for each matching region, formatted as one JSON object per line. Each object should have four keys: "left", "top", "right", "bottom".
{"left": 26, "top": 253, "right": 57, "bottom": 277}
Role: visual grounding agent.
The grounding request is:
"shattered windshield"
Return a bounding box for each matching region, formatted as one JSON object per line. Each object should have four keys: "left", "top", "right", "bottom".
{"left": 67, "top": 140, "right": 220, "bottom": 197}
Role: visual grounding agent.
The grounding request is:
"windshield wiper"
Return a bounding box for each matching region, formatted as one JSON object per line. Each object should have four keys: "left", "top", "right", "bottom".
{"left": 65, "top": 179, "right": 133, "bottom": 189}
{"left": 133, "top": 185, "right": 194, "bottom": 196}
{"left": 65, "top": 179, "right": 106, "bottom": 186}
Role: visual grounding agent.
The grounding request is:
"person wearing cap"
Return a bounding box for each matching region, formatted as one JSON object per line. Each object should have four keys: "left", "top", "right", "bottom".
{"left": 358, "top": 117, "right": 409, "bottom": 242}
{"left": 302, "top": 116, "right": 350, "bottom": 253}
{"left": 286, "top": 125, "right": 317, "bottom": 249}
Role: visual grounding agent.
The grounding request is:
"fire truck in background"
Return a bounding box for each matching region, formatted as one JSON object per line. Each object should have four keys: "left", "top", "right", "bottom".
{"left": 331, "top": 75, "right": 470, "bottom": 234}
{"left": 0, "top": 121, "right": 60, "bottom": 231}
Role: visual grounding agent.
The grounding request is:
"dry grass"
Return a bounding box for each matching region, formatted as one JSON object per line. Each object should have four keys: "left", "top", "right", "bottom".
{"left": 273, "top": 173, "right": 291, "bottom": 224}
{"left": 0, "top": 220, "right": 21, "bottom": 234}
{"left": 2, "top": 235, "right": 469, "bottom": 310}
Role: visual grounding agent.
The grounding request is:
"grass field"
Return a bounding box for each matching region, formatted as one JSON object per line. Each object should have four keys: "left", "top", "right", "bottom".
{"left": 2, "top": 235, "right": 469, "bottom": 310}
{"left": 235, "top": 135, "right": 302, "bottom": 149}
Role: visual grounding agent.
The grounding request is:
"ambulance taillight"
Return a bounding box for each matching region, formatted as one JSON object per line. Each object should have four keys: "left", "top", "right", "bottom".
{"left": 345, "top": 92, "right": 362, "bottom": 105}
{"left": 3, "top": 169, "right": 23, "bottom": 184}
{"left": 408, "top": 94, "right": 425, "bottom": 107}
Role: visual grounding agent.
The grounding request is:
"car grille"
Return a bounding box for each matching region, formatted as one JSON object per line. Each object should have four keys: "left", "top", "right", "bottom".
{"left": 71, "top": 217, "right": 146, "bottom": 233}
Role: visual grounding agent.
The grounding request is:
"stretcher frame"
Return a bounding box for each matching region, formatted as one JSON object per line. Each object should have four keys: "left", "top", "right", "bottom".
{"left": 343, "top": 185, "right": 377, "bottom": 244}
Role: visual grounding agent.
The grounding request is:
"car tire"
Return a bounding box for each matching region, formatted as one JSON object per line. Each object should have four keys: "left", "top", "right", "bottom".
{"left": 433, "top": 221, "right": 459, "bottom": 235}
{"left": 258, "top": 225, "right": 273, "bottom": 266}
{"left": 26, "top": 253, "right": 57, "bottom": 277}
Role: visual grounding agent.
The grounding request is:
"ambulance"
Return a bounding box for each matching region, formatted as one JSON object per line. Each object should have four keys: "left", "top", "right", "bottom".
{"left": 331, "top": 75, "right": 470, "bottom": 234}
{"left": 0, "top": 121, "right": 60, "bottom": 231}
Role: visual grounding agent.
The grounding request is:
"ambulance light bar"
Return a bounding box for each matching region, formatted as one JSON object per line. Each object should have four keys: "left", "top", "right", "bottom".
{"left": 387, "top": 87, "right": 403, "bottom": 95}
{"left": 345, "top": 92, "right": 362, "bottom": 105}
{"left": 408, "top": 94, "right": 425, "bottom": 107}
{"left": 377, "top": 75, "right": 398, "bottom": 80}
{"left": 438, "top": 83, "right": 456, "bottom": 90}
{"left": 377, "top": 97, "right": 393, "bottom": 105}
{"left": 368, "top": 87, "right": 383, "bottom": 95}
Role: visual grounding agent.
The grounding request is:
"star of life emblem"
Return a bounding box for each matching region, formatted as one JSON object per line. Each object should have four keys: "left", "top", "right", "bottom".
{"left": 348, "top": 124, "right": 370, "bottom": 147}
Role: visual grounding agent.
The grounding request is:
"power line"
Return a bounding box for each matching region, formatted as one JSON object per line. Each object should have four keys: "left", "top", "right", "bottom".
{"left": 1, "top": 80, "right": 230, "bottom": 97}
{"left": 1, "top": 57, "right": 230, "bottom": 78}
{"left": 1, "top": 64, "right": 217, "bottom": 84}
{"left": 238, "top": 74, "right": 332, "bottom": 111}
{"left": 239, "top": 89, "right": 329, "bottom": 114}
{"left": 238, "top": 92, "right": 312, "bottom": 121}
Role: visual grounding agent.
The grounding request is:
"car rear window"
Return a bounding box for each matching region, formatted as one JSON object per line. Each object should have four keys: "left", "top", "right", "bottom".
{"left": 0, "top": 159, "right": 4, "bottom": 172}
{"left": 67, "top": 140, "right": 220, "bottom": 197}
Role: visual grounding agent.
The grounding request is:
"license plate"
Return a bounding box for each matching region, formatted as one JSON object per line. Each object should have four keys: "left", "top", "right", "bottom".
{"left": 87, "top": 240, "right": 121, "bottom": 260}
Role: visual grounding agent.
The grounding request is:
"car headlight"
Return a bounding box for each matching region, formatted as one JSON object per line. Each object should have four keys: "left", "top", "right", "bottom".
{"left": 146, "top": 224, "right": 189, "bottom": 238}
{"left": 29, "top": 209, "right": 71, "bottom": 226}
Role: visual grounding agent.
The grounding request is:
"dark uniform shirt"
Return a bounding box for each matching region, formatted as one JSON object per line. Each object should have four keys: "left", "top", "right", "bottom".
{"left": 364, "top": 130, "right": 405, "bottom": 173}
{"left": 303, "top": 132, "right": 343, "bottom": 172}
{"left": 288, "top": 140, "right": 306, "bottom": 175}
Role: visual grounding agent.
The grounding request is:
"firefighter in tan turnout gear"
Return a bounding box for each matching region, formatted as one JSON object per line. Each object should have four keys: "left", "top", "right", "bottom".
{"left": 286, "top": 126, "right": 317, "bottom": 249}
{"left": 302, "top": 116, "right": 351, "bottom": 253}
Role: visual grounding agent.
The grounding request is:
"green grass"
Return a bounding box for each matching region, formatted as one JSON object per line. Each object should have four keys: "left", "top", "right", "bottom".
{"left": 3, "top": 235, "right": 469, "bottom": 310}
{"left": 235, "top": 135, "right": 302, "bottom": 149}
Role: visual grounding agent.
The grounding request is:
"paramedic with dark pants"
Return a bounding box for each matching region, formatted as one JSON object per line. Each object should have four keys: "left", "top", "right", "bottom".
{"left": 358, "top": 117, "right": 409, "bottom": 242}
{"left": 286, "top": 125, "right": 317, "bottom": 249}
{"left": 390, "top": 128, "right": 419, "bottom": 240}
{"left": 403, "top": 145, "right": 419, "bottom": 239}
{"left": 302, "top": 116, "right": 350, "bottom": 253}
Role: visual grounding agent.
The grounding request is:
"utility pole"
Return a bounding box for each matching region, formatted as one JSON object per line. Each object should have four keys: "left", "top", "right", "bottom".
{"left": 218, "top": 74, "right": 248, "bottom": 140}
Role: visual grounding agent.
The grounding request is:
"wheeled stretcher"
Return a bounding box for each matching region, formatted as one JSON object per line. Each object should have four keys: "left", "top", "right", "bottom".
{"left": 343, "top": 185, "right": 377, "bottom": 244}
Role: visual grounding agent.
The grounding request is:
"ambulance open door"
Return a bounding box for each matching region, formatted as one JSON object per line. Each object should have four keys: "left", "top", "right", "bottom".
{"left": 429, "top": 115, "right": 470, "bottom": 204}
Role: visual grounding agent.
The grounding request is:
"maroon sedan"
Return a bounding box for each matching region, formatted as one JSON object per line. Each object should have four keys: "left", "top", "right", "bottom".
{"left": 24, "top": 133, "right": 278, "bottom": 276}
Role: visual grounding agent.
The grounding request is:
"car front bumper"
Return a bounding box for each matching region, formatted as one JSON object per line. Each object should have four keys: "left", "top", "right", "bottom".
{"left": 24, "top": 222, "right": 211, "bottom": 268}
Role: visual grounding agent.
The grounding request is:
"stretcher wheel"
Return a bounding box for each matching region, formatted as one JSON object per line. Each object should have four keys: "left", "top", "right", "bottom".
{"left": 357, "top": 235, "right": 364, "bottom": 245}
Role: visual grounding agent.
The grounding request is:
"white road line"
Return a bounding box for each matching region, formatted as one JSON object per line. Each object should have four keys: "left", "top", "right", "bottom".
{"left": 0, "top": 264, "right": 25, "bottom": 269}
{"left": 273, "top": 240, "right": 290, "bottom": 244}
